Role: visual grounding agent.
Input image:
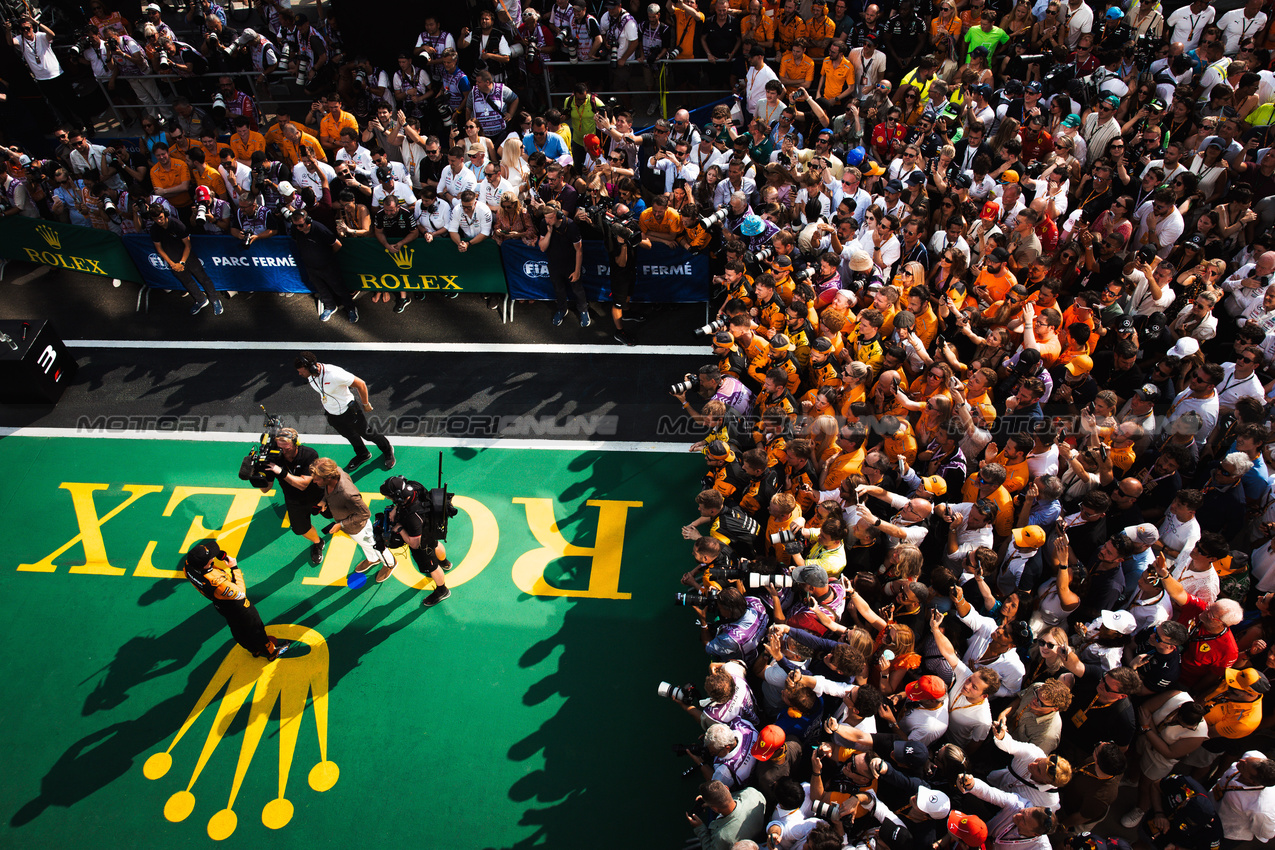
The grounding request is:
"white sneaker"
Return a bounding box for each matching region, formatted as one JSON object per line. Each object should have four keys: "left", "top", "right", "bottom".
{"left": 646, "top": 101, "right": 657, "bottom": 116}
{"left": 1119, "top": 808, "right": 1145, "bottom": 829}
{"left": 111, "top": 278, "right": 121, "bottom": 287}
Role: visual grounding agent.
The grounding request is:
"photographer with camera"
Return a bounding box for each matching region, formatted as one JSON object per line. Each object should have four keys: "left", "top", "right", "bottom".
{"left": 379, "top": 475, "right": 454, "bottom": 607}
{"left": 4, "top": 16, "right": 81, "bottom": 130}
{"left": 184, "top": 542, "right": 290, "bottom": 660}
{"left": 230, "top": 193, "right": 281, "bottom": 252}
{"left": 253, "top": 427, "right": 327, "bottom": 564}
{"left": 149, "top": 204, "right": 225, "bottom": 315}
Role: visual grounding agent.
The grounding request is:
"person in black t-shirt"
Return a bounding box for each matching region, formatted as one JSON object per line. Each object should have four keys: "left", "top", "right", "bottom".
{"left": 373, "top": 194, "right": 419, "bottom": 314}
{"left": 290, "top": 210, "right": 358, "bottom": 323}
{"left": 537, "top": 201, "right": 589, "bottom": 327}
{"left": 260, "top": 428, "right": 327, "bottom": 564}
{"left": 149, "top": 205, "right": 224, "bottom": 315}
{"left": 382, "top": 476, "right": 453, "bottom": 607}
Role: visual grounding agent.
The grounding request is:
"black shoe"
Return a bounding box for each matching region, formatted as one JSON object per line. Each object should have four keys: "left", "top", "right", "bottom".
{"left": 345, "top": 454, "right": 372, "bottom": 471}
{"left": 394, "top": 297, "right": 409, "bottom": 313}
{"left": 309, "top": 539, "right": 325, "bottom": 565}
{"left": 383, "top": 450, "right": 396, "bottom": 470}
{"left": 422, "top": 586, "right": 451, "bottom": 607}
{"left": 613, "top": 329, "right": 636, "bottom": 346}
{"left": 439, "top": 559, "right": 454, "bottom": 573}
{"left": 622, "top": 314, "right": 648, "bottom": 323}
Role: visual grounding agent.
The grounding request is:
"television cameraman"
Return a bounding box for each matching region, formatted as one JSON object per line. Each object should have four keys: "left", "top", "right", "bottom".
{"left": 381, "top": 476, "right": 454, "bottom": 607}
{"left": 257, "top": 427, "right": 327, "bottom": 564}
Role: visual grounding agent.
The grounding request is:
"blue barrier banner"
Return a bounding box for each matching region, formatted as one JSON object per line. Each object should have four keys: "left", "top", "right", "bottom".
{"left": 500, "top": 240, "right": 709, "bottom": 303}
{"left": 122, "top": 234, "right": 309, "bottom": 293}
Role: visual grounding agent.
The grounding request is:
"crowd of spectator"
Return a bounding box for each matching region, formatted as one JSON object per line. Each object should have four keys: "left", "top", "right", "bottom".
{"left": 5, "top": 0, "right": 1275, "bottom": 843}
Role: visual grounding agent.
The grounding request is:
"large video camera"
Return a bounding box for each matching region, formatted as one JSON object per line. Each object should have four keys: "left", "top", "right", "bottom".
{"left": 237, "top": 406, "right": 283, "bottom": 488}
{"left": 378, "top": 454, "right": 459, "bottom": 545}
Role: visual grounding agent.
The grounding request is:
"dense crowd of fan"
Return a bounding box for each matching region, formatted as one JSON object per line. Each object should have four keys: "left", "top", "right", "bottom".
{"left": 5, "top": 0, "right": 1275, "bottom": 845}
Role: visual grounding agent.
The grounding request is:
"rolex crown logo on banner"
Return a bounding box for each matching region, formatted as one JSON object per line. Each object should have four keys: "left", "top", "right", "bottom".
{"left": 389, "top": 247, "right": 414, "bottom": 270}
{"left": 141, "top": 624, "right": 339, "bottom": 840}
{"left": 35, "top": 224, "right": 62, "bottom": 249}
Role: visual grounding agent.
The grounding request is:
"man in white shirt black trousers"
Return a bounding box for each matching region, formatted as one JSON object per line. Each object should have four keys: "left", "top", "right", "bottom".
{"left": 294, "top": 352, "right": 395, "bottom": 471}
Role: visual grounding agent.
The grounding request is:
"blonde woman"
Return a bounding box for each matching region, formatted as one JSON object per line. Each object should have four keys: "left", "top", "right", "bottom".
{"left": 500, "top": 134, "right": 528, "bottom": 191}
{"left": 492, "top": 191, "right": 535, "bottom": 245}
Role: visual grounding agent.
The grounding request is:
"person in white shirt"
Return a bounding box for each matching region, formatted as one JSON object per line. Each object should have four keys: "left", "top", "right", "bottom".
{"left": 930, "top": 609, "right": 998, "bottom": 750}
{"left": 895, "top": 675, "right": 950, "bottom": 745}
{"left": 1218, "top": 0, "right": 1268, "bottom": 55}
{"left": 290, "top": 154, "right": 337, "bottom": 197}
{"left": 369, "top": 171, "right": 417, "bottom": 208}
{"left": 938, "top": 501, "right": 996, "bottom": 569}
{"left": 985, "top": 726, "right": 1067, "bottom": 812}
{"left": 294, "top": 354, "right": 394, "bottom": 470}
{"left": 475, "top": 164, "right": 514, "bottom": 212}
{"left": 447, "top": 190, "right": 493, "bottom": 251}
{"left": 435, "top": 146, "right": 478, "bottom": 206}
{"left": 1062, "top": 0, "right": 1093, "bottom": 48}
{"left": 1166, "top": 0, "right": 1215, "bottom": 50}
{"left": 334, "top": 130, "right": 375, "bottom": 180}
{"left": 1212, "top": 751, "right": 1275, "bottom": 844}
{"left": 414, "top": 189, "right": 452, "bottom": 242}
{"left": 1157, "top": 489, "right": 1202, "bottom": 564}
{"left": 4, "top": 16, "right": 80, "bottom": 127}
{"left": 1133, "top": 191, "right": 1185, "bottom": 257}
{"left": 1215, "top": 351, "right": 1266, "bottom": 412}
{"left": 951, "top": 584, "right": 1026, "bottom": 698}
{"left": 1164, "top": 361, "right": 1222, "bottom": 445}
{"left": 848, "top": 41, "right": 886, "bottom": 97}
{"left": 1170, "top": 291, "right": 1221, "bottom": 344}
{"left": 650, "top": 140, "right": 701, "bottom": 193}
{"left": 959, "top": 774, "right": 1055, "bottom": 850}
{"left": 743, "top": 47, "right": 779, "bottom": 116}
{"left": 220, "top": 150, "right": 254, "bottom": 203}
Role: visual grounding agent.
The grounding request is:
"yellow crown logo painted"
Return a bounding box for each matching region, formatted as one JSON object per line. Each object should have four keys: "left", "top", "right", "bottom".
{"left": 35, "top": 224, "right": 61, "bottom": 249}
{"left": 389, "top": 247, "right": 414, "bottom": 270}
{"left": 141, "top": 624, "right": 339, "bottom": 840}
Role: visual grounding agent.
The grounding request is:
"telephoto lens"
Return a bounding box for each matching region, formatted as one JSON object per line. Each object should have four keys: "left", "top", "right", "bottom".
{"left": 699, "top": 208, "right": 728, "bottom": 230}
{"left": 750, "top": 572, "right": 794, "bottom": 588}
{"left": 669, "top": 374, "right": 698, "bottom": 394}
{"left": 673, "top": 591, "right": 712, "bottom": 606}
{"left": 811, "top": 800, "right": 839, "bottom": 821}
{"left": 656, "top": 681, "right": 691, "bottom": 702}
{"left": 694, "top": 317, "right": 726, "bottom": 336}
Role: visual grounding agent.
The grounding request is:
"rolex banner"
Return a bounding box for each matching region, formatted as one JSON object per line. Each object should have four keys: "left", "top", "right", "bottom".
{"left": 337, "top": 237, "right": 508, "bottom": 294}
{"left": 0, "top": 215, "right": 143, "bottom": 283}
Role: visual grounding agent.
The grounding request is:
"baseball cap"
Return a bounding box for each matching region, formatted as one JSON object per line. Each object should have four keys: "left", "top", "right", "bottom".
{"left": 1116, "top": 316, "right": 1136, "bottom": 333}
{"left": 377, "top": 165, "right": 394, "bottom": 183}
{"left": 1062, "top": 114, "right": 1082, "bottom": 128}
{"left": 974, "top": 84, "right": 993, "bottom": 98}
{"left": 144, "top": 2, "right": 161, "bottom": 11}
{"left": 1225, "top": 666, "right": 1271, "bottom": 694}
{"left": 811, "top": 337, "right": 834, "bottom": 353}
{"left": 949, "top": 811, "right": 988, "bottom": 848}
{"left": 769, "top": 334, "right": 792, "bottom": 352}
{"left": 1125, "top": 522, "right": 1159, "bottom": 546}
{"left": 980, "top": 201, "right": 1000, "bottom": 221}
{"left": 792, "top": 564, "right": 829, "bottom": 588}
{"left": 1184, "top": 233, "right": 1205, "bottom": 249}
{"left": 954, "top": 172, "right": 972, "bottom": 189}
{"left": 905, "top": 675, "right": 946, "bottom": 701}
{"left": 1025, "top": 81, "right": 1042, "bottom": 94}
{"left": 1013, "top": 525, "right": 1047, "bottom": 549}
{"left": 971, "top": 45, "right": 989, "bottom": 57}
{"left": 988, "top": 247, "right": 1010, "bottom": 263}
{"left": 907, "top": 171, "right": 926, "bottom": 186}
{"left": 1104, "top": 94, "right": 1122, "bottom": 108}
{"left": 186, "top": 542, "right": 223, "bottom": 570}
{"left": 276, "top": 180, "right": 296, "bottom": 196}
{"left": 773, "top": 254, "right": 794, "bottom": 268}
{"left": 1167, "top": 338, "right": 1200, "bottom": 359}
{"left": 584, "top": 133, "right": 603, "bottom": 156}
{"left": 1134, "top": 383, "right": 1160, "bottom": 401}
{"left": 1064, "top": 354, "right": 1094, "bottom": 376}
{"left": 706, "top": 441, "right": 735, "bottom": 462}
{"left": 863, "top": 160, "right": 887, "bottom": 177}
{"left": 712, "top": 331, "right": 734, "bottom": 347}
{"left": 885, "top": 179, "right": 904, "bottom": 193}
{"left": 1149, "top": 97, "right": 1166, "bottom": 111}
{"left": 1100, "top": 609, "right": 1137, "bottom": 635}
{"left": 1106, "top": 5, "right": 1124, "bottom": 17}
{"left": 752, "top": 724, "right": 787, "bottom": 760}
{"left": 892, "top": 739, "right": 930, "bottom": 771}
{"left": 921, "top": 475, "right": 947, "bottom": 496}
{"left": 916, "top": 787, "right": 951, "bottom": 818}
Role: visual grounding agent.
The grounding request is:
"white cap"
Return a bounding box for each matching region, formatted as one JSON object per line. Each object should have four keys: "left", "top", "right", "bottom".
{"left": 1100, "top": 609, "right": 1137, "bottom": 635}
{"left": 1167, "top": 337, "right": 1200, "bottom": 359}
{"left": 276, "top": 181, "right": 296, "bottom": 196}
{"left": 144, "top": 3, "right": 161, "bottom": 11}
{"left": 916, "top": 787, "right": 951, "bottom": 819}
{"left": 1124, "top": 523, "right": 1159, "bottom": 546}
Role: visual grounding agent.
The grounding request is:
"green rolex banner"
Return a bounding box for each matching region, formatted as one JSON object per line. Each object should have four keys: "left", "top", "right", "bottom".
{"left": 338, "top": 237, "right": 508, "bottom": 294}
{"left": 0, "top": 215, "right": 143, "bottom": 283}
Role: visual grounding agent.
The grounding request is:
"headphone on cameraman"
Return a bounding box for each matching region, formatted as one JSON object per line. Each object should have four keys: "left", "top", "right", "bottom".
{"left": 297, "top": 351, "right": 319, "bottom": 375}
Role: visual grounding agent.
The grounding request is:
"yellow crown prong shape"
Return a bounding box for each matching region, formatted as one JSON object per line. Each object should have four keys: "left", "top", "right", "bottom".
{"left": 35, "top": 224, "right": 61, "bottom": 249}
{"left": 164, "top": 790, "right": 196, "bottom": 822}
{"left": 389, "top": 247, "right": 414, "bottom": 269}
{"left": 262, "top": 797, "right": 294, "bottom": 830}
{"left": 208, "top": 808, "right": 238, "bottom": 841}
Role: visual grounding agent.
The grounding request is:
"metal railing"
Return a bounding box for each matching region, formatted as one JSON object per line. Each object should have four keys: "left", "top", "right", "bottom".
{"left": 89, "top": 67, "right": 320, "bottom": 131}
{"left": 539, "top": 56, "right": 732, "bottom": 117}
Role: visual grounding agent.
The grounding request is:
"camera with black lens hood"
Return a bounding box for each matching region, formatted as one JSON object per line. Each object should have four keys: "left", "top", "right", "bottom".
{"left": 237, "top": 408, "right": 284, "bottom": 488}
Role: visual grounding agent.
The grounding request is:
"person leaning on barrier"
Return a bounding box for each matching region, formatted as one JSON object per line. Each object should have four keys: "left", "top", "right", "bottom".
{"left": 289, "top": 209, "right": 357, "bottom": 323}
{"left": 230, "top": 192, "right": 280, "bottom": 248}
{"left": 373, "top": 193, "right": 419, "bottom": 312}
{"left": 149, "top": 204, "right": 224, "bottom": 316}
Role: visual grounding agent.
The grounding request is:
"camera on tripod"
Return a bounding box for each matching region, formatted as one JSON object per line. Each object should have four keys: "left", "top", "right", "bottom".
{"left": 237, "top": 407, "right": 284, "bottom": 488}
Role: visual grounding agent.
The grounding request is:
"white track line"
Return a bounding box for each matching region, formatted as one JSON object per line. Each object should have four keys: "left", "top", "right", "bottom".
{"left": 65, "top": 340, "right": 707, "bottom": 355}
{"left": 0, "top": 426, "right": 691, "bottom": 454}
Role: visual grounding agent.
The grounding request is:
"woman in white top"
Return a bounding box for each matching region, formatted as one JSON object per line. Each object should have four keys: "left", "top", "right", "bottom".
{"left": 499, "top": 134, "right": 528, "bottom": 192}
{"left": 1121, "top": 693, "right": 1208, "bottom": 828}
{"left": 1188, "top": 142, "right": 1231, "bottom": 204}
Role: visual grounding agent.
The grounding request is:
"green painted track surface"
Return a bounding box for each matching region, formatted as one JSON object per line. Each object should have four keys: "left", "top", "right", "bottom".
{"left": 0, "top": 437, "right": 707, "bottom": 849}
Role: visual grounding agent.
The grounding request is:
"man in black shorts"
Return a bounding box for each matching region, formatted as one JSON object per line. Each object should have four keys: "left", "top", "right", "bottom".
{"left": 259, "top": 427, "right": 326, "bottom": 564}
{"left": 381, "top": 476, "right": 453, "bottom": 607}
